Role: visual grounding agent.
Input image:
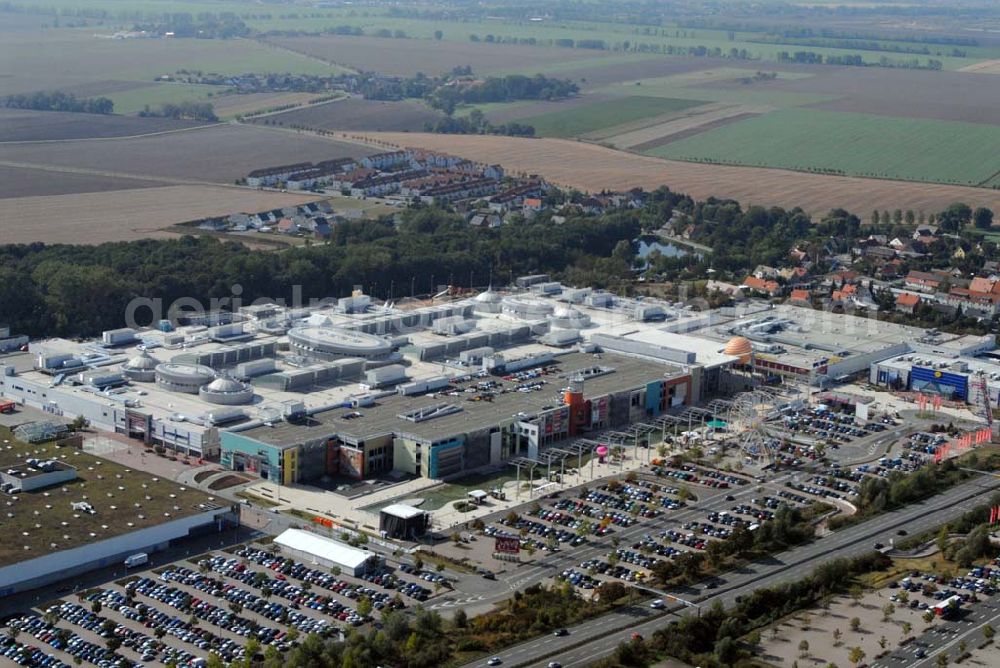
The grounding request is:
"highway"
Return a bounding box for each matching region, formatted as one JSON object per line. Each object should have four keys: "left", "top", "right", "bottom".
{"left": 459, "top": 474, "right": 1000, "bottom": 668}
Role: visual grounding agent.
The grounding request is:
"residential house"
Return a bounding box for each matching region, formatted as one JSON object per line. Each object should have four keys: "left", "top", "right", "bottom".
{"left": 913, "top": 227, "right": 938, "bottom": 246}
{"left": 861, "top": 246, "right": 897, "bottom": 263}
{"left": 298, "top": 216, "right": 332, "bottom": 239}
{"left": 245, "top": 162, "right": 313, "bottom": 188}
{"left": 876, "top": 260, "right": 902, "bottom": 280}
{"left": 419, "top": 177, "right": 499, "bottom": 205}
{"left": 311, "top": 218, "right": 332, "bottom": 239}
{"left": 852, "top": 237, "right": 881, "bottom": 255}
{"left": 742, "top": 275, "right": 781, "bottom": 297}
{"left": 580, "top": 196, "right": 608, "bottom": 215}
{"left": 895, "top": 292, "right": 920, "bottom": 314}
{"left": 351, "top": 169, "right": 428, "bottom": 197}
{"left": 360, "top": 150, "right": 412, "bottom": 170}
{"left": 968, "top": 276, "right": 1000, "bottom": 294}
{"left": 904, "top": 270, "right": 943, "bottom": 293}
{"left": 488, "top": 181, "right": 544, "bottom": 213}
{"left": 198, "top": 217, "right": 228, "bottom": 232}
{"left": 779, "top": 266, "right": 811, "bottom": 284}
{"left": 789, "top": 289, "right": 812, "bottom": 305}
{"left": 831, "top": 283, "right": 859, "bottom": 305}
{"left": 752, "top": 265, "right": 780, "bottom": 280}
{"left": 828, "top": 269, "right": 859, "bottom": 283}
{"left": 287, "top": 161, "right": 357, "bottom": 191}
{"left": 944, "top": 288, "right": 1000, "bottom": 317}
{"left": 706, "top": 280, "right": 743, "bottom": 297}
{"left": 330, "top": 168, "right": 376, "bottom": 191}
{"left": 276, "top": 218, "right": 299, "bottom": 235}
{"left": 522, "top": 197, "right": 545, "bottom": 218}
{"left": 469, "top": 213, "right": 503, "bottom": 229}
{"left": 226, "top": 213, "right": 251, "bottom": 228}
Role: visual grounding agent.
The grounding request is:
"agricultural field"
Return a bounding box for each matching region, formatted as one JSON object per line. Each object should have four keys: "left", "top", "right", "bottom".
{"left": 460, "top": 59, "right": 1000, "bottom": 188}
{"left": 585, "top": 64, "right": 1000, "bottom": 125}
{"left": 532, "top": 56, "right": 734, "bottom": 90}
{"left": 519, "top": 95, "right": 708, "bottom": 138}
{"left": 96, "top": 82, "right": 220, "bottom": 115}
{"left": 0, "top": 165, "right": 163, "bottom": 199}
{"left": 0, "top": 29, "right": 344, "bottom": 108}
{"left": 265, "top": 34, "right": 626, "bottom": 77}
{"left": 765, "top": 67, "right": 1000, "bottom": 124}
{"left": 0, "top": 124, "right": 374, "bottom": 188}
{"left": 602, "top": 70, "right": 838, "bottom": 108}
{"left": 0, "top": 186, "right": 321, "bottom": 244}
{"left": 345, "top": 131, "right": 1000, "bottom": 217}
{"left": 257, "top": 97, "right": 444, "bottom": 132}
{"left": 602, "top": 103, "right": 772, "bottom": 151}
{"left": 211, "top": 92, "right": 334, "bottom": 119}
{"left": 254, "top": 14, "right": 1000, "bottom": 71}
{"left": 99, "top": 86, "right": 337, "bottom": 119}
{"left": 0, "top": 108, "right": 209, "bottom": 142}
{"left": 646, "top": 108, "right": 1000, "bottom": 187}
{"left": 5, "top": 0, "right": 1000, "bottom": 73}
{"left": 957, "top": 59, "right": 1000, "bottom": 74}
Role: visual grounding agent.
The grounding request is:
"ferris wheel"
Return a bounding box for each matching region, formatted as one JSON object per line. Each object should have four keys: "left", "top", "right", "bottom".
{"left": 727, "top": 389, "right": 779, "bottom": 464}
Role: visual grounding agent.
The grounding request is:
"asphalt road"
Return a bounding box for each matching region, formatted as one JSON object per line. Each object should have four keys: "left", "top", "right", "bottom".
{"left": 460, "top": 474, "right": 1000, "bottom": 668}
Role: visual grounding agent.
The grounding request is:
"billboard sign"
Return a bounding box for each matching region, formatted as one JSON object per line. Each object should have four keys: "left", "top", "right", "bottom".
{"left": 495, "top": 536, "right": 520, "bottom": 554}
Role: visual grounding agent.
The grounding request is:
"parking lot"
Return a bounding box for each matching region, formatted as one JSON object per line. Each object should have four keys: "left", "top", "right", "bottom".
{"left": 757, "top": 561, "right": 1000, "bottom": 668}
{"left": 0, "top": 539, "right": 452, "bottom": 668}
{"left": 458, "top": 458, "right": 830, "bottom": 593}
{"left": 777, "top": 404, "right": 894, "bottom": 445}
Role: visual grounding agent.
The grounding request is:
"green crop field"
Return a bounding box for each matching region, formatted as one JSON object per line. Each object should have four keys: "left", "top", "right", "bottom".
{"left": 521, "top": 95, "right": 708, "bottom": 138}
{"left": 98, "top": 82, "right": 218, "bottom": 114}
{"left": 645, "top": 108, "right": 1000, "bottom": 187}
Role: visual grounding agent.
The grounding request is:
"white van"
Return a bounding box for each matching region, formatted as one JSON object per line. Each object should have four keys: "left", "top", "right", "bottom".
{"left": 124, "top": 553, "right": 149, "bottom": 569}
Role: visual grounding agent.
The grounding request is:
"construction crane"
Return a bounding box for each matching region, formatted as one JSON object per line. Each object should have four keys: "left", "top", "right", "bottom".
{"left": 971, "top": 371, "right": 993, "bottom": 427}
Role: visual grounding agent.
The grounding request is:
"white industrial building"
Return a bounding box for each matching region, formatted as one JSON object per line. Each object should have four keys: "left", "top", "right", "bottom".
{"left": 273, "top": 528, "right": 380, "bottom": 576}
{"left": 0, "top": 502, "right": 236, "bottom": 597}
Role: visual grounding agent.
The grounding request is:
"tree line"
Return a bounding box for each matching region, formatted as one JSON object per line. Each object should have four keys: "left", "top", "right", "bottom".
{"left": 777, "top": 50, "right": 944, "bottom": 69}
{"left": 131, "top": 12, "right": 249, "bottom": 38}
{"left": 424, "top": 109, "right": 535, "bottom": 136}
{"left": 827, "top": 454, "right": 1000, "bottom": 530}
{"left": 0, "top": 205, "right": 641, "bottom": 338}
{"left": 4, "top": 90, "right": 113, "bottom": 115}
{"left": 138, "top": 101, "right": 217, "bottom": 121}
{"left": 426, "top": 73, "right": 578, "bottom": 114}
{"left": 3, "top": 188, "right": 991, "bottom": 340}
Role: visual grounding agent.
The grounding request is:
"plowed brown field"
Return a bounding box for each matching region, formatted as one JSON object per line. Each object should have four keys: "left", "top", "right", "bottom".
{"left": 0, "top": 186, "right": 319, "bottom": 245}
{"left": 348, "top": 132, "right": 1000, "bottom": 216}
